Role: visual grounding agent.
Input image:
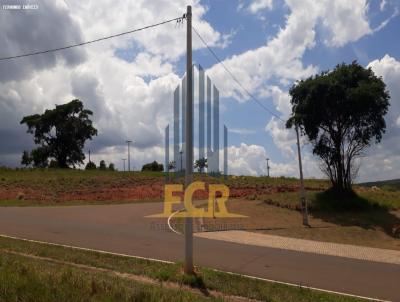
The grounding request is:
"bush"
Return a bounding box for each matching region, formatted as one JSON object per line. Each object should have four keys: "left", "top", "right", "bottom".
{"left": 85, "top": 161, "right": 96, "bottom": 170}
{"left": 141, "top": 161, "right": 163, "bottom": 172}
{"left": 99, "top": 160, "right": 106, "bottom": 170}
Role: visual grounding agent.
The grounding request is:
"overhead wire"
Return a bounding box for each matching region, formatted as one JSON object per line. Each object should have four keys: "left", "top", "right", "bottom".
{"left": 0, "top": 16, "right": 184, "bottom": 61}
{"left": 0, "top": 13, "right": 284, "bottom": 124}
{"left": 192, "top": 25, "right": 285, "bottom": 122}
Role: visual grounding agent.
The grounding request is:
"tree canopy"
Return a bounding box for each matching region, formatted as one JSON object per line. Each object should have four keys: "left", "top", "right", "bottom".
{"left": 21, "top": 99, "right": 97, "bottom": 168}
{"left": 286, "top": 61, "right": 390, "bottom": 193}
{"left": 141, "top": 161, "right": 164, "bottom": 172}
{"left": 194, "top": 157, "right": 207, "bottom": 173}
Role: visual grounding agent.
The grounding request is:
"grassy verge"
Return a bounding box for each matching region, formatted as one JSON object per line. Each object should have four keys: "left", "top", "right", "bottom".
{"left": 0, "top": 236, "right": 363, "bottom": 302}
{"left": 262, "top": 189, "right": 400, "bottom": 211}
{"left": 0, "top": 198, "right": 161, "bottom": 207}
{"left": 0, "top": 252, "right": 218, "bottom": 302}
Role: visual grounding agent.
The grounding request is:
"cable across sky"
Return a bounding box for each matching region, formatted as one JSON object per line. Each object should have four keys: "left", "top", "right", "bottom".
{"left": 0, "top": 12, "right": 284, "bottom": 123}
{"left": 192, "top": 25, "right": 284, "bottom": 122}
{"left": 0, "top": 16, "right": 184, "bottom": 61}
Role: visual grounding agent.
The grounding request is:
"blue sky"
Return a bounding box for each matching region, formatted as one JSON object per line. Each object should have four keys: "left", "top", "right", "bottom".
{"left": 0, "top": 0, "right": 399, "bottom": 181}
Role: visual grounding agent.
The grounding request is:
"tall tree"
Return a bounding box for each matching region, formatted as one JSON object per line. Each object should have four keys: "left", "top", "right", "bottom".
{"left": 286, "top": 62, "right": 390, "bottom": 194}
{"left": 21, "top": 99, "right": 97, "bottom": 168}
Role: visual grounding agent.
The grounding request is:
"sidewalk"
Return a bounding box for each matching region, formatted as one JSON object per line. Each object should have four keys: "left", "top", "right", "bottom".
{"left": 195, "top": 230, "right": 400, "bottom": 265}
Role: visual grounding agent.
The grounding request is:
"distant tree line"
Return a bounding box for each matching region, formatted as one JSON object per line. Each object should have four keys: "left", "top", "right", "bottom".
{"left": 141, "top": 161, "right": 163, "bottom": 172}
{"left": 85, "top": 160, "right": 115, "bottom": 171}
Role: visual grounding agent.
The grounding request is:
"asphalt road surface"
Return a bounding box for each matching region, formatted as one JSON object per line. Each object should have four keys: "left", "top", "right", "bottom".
{"left": 0, "top": 203, "right": 398, "bottom": 301}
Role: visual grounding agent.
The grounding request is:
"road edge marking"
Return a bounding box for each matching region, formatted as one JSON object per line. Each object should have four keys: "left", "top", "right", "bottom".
{"left": 0, "top": 234, "right": 173, "bottom": 264}
{"left": 167, "top": 209, "right": 184, "bottom": 235}
{"left": 0, "top": 234, "right": 389, "bottom": 302}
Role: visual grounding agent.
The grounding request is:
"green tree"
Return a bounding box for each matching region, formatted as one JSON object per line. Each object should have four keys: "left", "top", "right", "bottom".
{"left": 286, "top": 62, "right": 390, "bottom": 194}
{"left": 20, "top": 99, "right": 97, "bottom": 168}
{"left": 141, "top": 161, "right": 163, "bottom": 172}
{"left": 21, "top": 150, "right": 32, "bottom": 167}
{"left": 30, "top": 147, "right": 49, "bottom": 168}
{"left": 108, "top": 163, "right": 115, "bottom": 171}
{"left": 194, "top": 157, "right": 207, "bottom": 173}
{"left": 99, "top": 160, "right": 106, "bottom": 170}
{"left": 85, "top": 161, "right": 96, "bottom": 170}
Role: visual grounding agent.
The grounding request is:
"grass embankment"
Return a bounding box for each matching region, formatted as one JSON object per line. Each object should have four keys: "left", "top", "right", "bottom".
{"left": 359, "top": 178, "right": 400, "bottom": 192}
{"left": 0, "top": 236, "right": 363, "bottom": 302}
{"left": 0, "top": 168, "right": 328, "bottom": 206}
{"left": 0, "top": 168, "right": 166, "bottom": 206}
{"left": 263, "top": 189, "right": 400, "bottom": 211}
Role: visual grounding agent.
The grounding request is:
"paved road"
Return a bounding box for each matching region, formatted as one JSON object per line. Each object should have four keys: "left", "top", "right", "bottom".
{"left": 0, "top": 203, "right": 398, "bottom": 301}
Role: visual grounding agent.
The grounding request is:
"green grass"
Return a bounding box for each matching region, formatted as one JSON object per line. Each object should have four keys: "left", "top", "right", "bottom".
{"left": 0, "top": 253, "right": 218, "bottom": 302}
{"left": 0, "top": 168, "right": 328, "bottom": 206}
{"left": 0, "top": 168, "right": 327, "bottom": 189}
{"left": 261, "top": 189, "right": 400, "bottom": 239}
{"left": 0, "top": 168, "right": 164, "bottom": 187}
{"left": 0, "top": 236, "right": 363, "bottom": 302}
{"left": 262, "top": 189, "right": 400, "bottom": 211}
{"left": 359, "top": 179, "right": 400, "bottom": 192}
{"left": 0, "top": 199, "right": 161, "bottom": 207}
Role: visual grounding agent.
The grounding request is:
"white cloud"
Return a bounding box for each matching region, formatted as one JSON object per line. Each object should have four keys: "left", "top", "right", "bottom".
{"left": 229, "top": 128, "right": 256, "bottom": 135}
{"left": 67, "top": 0, "right": 224, "bottom": 60}
{"left": 259, "top": 86, "right": 292, "bottom": 117}
{"left": 380, "top": 0, "right": 387, "bottom": 11}
{"left": 239, "top": 0, "right": 273, "bottom": 14}
{"left": 265, "top": 118, "right": 296, "bottom": 156}
{"left": 364, "top": 55, "right": 400, "bottom": 180}
{"left": 227, "top": 143, "right": 267, "bottom": 176}
{"left": 319, "top": 0, "right": 371, "bottom": 47}
{"left": 131, "top": 53, "right": 173, "bottom": 77}
{"left": 226, "top": 142, "right": 321, "bottom": 178}
{"left": 368, "top": 55, "right": 400, "bottom": 127}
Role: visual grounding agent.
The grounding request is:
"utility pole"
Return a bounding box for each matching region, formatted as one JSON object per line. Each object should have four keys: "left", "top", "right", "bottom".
{"left": 295, "top": 126, "right": 309, "bottom": 227}
{"left": 184, "top": 4, "right": 194, "bottom": 275}
{"left": 126, "top": 140, "right": 132, "bottom": 172}
{"left": 122, "top": 159, "right": 126, "bottom": 172}
{"left": 266, "top": 158, "right": 270, "bottom": 177}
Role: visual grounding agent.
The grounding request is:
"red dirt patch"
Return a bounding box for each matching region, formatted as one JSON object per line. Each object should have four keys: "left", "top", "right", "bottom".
{"left": 0, "top": 178, "right": 309, "bottom": 203}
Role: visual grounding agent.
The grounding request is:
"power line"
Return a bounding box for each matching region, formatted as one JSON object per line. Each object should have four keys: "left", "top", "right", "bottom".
{"left": 192, "top": 25, "right": 284, "bottom": 122}
{"left": 0, "top": 16, "right": 184, "bottom": 61}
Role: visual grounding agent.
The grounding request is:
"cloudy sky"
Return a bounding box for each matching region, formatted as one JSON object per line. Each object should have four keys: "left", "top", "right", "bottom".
{"left": 0, "top": 0, "right": 399, "bottom": 182}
